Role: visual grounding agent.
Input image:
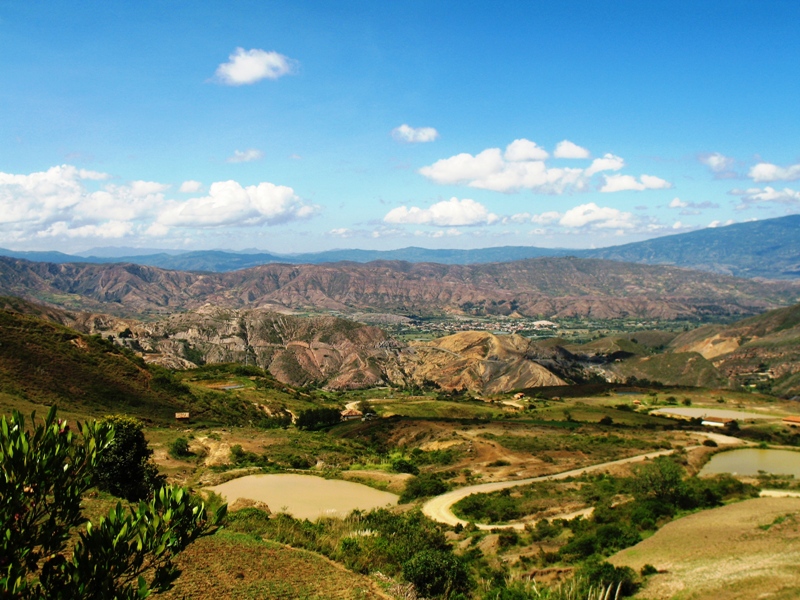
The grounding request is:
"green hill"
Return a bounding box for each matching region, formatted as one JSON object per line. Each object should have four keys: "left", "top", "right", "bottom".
{"left": 0, "top": 298, "right": 281, "bottom": 424}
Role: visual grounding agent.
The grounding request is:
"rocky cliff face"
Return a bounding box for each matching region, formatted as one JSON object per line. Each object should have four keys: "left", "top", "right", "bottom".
{"left": 122, "top": 308, "right": 567, "bottom": 393}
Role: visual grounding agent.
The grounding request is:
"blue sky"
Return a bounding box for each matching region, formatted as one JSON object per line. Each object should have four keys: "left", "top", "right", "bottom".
{"left": 1, "top": 1, "right": 799, "bottom": 254}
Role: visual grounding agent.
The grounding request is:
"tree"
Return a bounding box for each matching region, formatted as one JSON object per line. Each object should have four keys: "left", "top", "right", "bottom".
{"left": 402, "top": 549, "right": 472, "bottom": 598}
{"left": 1, "top": 407, "right": 225, "bottom": 599}
{"left": 95, "top": 415, "right": 164, "bottom": 501}
{"left": 631, "top": 456, "right": 686, "bottom": 505}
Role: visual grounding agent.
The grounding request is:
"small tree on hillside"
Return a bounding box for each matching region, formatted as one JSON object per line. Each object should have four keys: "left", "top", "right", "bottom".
{"left": 95, "top": 415, "right": 164, "bottom": 501}
{"left": 0, "top": 407, "right": 225, "bottom": 599}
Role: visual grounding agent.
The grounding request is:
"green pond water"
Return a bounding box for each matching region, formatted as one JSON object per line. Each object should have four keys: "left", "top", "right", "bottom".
{"left": 209, "top": 473, "right": 398, "bottom": 520}
{"left": 699, "top": 449, "right": 800, "bottom": 478}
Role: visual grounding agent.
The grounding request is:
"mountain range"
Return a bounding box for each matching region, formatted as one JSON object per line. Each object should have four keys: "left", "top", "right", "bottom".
{"left": 4, "top": 294, "right": 799, "bottom": 398}
{"left": 1, "top": 214, "right": 798, "bottom": 279}
{"left": 2, "top": 255, "right": 798, "bottom": 320}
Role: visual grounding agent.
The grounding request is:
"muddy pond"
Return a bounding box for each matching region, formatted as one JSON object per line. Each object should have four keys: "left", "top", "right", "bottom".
{"left": 209, "top": 474, "right": 398, "bottom": 520}
{"left": 700, "top": 449, "right": 800, "bottom": 478}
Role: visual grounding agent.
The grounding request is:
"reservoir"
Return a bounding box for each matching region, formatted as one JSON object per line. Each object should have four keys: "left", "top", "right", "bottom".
{"left": 700, "top": 449, "right": 800, "bottom": 478}
{"left": 209, "top": 473, "right": 399, "bottom": 520}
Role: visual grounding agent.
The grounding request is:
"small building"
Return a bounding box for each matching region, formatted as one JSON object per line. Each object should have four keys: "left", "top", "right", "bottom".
{"left": 175, "top": 412, "right": 190, "bottom": 421}
{"left": 701, "top": 416, "right": 734, "bottom": 428}
{"left": 340, "top": 409, "right": 363, "bottom": 421}
{"left": 782, "top": 415, "right": 800, "bottom": 427}
{"left": 513, "top": 392, "right": 526, "bottom": 400}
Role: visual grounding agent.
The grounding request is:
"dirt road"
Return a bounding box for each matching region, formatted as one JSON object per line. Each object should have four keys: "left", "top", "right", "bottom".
{"left": 422, "top": 449, "right": 676, "bottom": 530}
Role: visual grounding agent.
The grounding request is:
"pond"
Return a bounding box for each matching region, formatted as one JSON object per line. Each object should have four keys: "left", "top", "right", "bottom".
{"left": 700, "top": 449, "right": 800, "bottom": 478}
{"left": 208, "top": 473, "right": 398, "bottom": 520}
{"left": 651, "top": 407, "right": 777, "bottom": 420}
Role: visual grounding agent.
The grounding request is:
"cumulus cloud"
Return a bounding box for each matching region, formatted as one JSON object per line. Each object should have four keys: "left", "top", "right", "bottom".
{"left": 748, "top": 162, "right": 800, "bottom": 182}
{"left": 600, "top": 174, "right": 672, "bottom": 193}
{"left": 554, "top": 140, "right": 590, "bottom": 159}
{"left": 699, "top": 152, "right": 737, "bottom": 178}
{"left": 419, "top": 141, "right": 659, "bottom": 195}
{"left": 0, "top": 165, "right": 316, "bottom": 244}
{"left": 214, "top": 48, "right": 295, "bottom": 85}
{"left": 559, "top": 203, "right": 637, "bottom": 229}
{"left": 157, "top": 181, "right": 315, "bottom": 228}
{"left": 669, "top": 197, "right": 688, "bottom": 208}
{"left": 504, "top": 139, "right": 549, "bottom": 161}
{"left": 179, "top": 180, "right": 203, "bottom": 193}
{"left": 391, "top": 124, "right": 439, "bottom": 143}
{"left": 227, "top": 149, "right": 264, "bottom": 163}
{"left": 384, "top": 197, "right": 498, "bottom": 227}
{"left": 731, "top": 186, "right": 800, "bottom": 208}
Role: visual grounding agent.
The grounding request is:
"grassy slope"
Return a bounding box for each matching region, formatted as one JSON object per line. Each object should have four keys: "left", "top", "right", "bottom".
{"left": 0, "top": 306, "right": 184, "bottom": 420}
{"left": 161, "top": 532, "right": 389, "bottom": 600}
{"left": 610, "top": 497, "right": 800, "bottom": 599}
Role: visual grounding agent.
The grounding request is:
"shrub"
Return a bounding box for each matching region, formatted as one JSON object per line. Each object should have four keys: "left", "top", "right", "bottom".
{"left": 576, "top": 557, "right": 638, "bottom": 596}
{"left": 169, "top": 437, "right": 192, "bottom": 459}
{"left": 641, "top": 563, "right": 658, "bottom": 576}
{"left": 402, "top": 549, "right": 472, "bottom": 598}
{"left": 0, "top": 408, "right": 224, "bottom": 599}
{"left": 391, "top": 458, "right": 420, "bottom": 475}
{"left": 400, "top": 473, "right": 450, "bottom": 503}
{"left": 95, "top": 415, "right": 164, "bottom": 501}
{"left": 702, "top": 438, "right": 718, "bottom": 447}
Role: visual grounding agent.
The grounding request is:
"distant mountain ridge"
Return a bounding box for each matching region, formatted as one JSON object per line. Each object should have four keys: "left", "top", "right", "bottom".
{"left": 1, "top": 255, "right": 798, "bottom": 320}
{"left": 1, "top": 214, "right": 798, "bottom": 278}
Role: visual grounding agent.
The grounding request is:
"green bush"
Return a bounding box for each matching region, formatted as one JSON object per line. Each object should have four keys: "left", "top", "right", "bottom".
{"left": 402, "top": 549, "right": 473, "bottom": 598}
{"left": 0, "top": 408, "right": 224, "bottom": 599}
{"left": 169, "top": 437, "right": 192, "bottom": 459}
{"left": 95, "top": 415, "right": 164, "bottom": 501}
{"left": 400, "top": 473, "right": 450, "bottom": 503}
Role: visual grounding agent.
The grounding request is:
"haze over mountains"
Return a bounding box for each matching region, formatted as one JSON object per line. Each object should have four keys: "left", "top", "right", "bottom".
{"left": 1, "top": 215, "right": 799, "bottom": 279}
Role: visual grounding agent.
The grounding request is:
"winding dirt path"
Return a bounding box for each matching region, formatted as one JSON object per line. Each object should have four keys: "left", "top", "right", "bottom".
{"left": 422, "top": 448, "right": 677, "bottom": 530}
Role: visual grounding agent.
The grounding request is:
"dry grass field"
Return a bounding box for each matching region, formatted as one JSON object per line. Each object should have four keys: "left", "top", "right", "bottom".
{"left": 160, "top": 531, "right": 392, "bottom": 600}
{"left": 610, "top": 497, "right": 800, "bottom": 599}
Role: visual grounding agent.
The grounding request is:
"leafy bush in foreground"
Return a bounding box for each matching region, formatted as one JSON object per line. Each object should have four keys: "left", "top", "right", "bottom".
{"left": 1, "top": 407, "right": 224, "bottom": 599}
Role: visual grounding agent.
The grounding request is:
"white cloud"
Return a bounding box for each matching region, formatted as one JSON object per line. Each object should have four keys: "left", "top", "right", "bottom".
{"left": 708, "top": 219, "right": 736, "bottom": 228}
{"left": 384, "top": 197, "right": 498, "bottom": 227}
{"left": 748, "top": 162, "right": 800, "bottom": 182}
{"left": 669, "top": 197, "right": 688, "bottom": 208}
{"left": 585, "top": 153, "right": 625, "bottom": 176}
{"left": 420, "top": 142, "right": 664, "bottom": 195}
{"left": 532, "top": 210, "right": 561, "bottom": 224}
{"left": 157, "top": 181, "right": 315, "bottom": 229}
{"left": 600, "top": 173, "right": 672, "bottom": 192}
{"left": 37, "top": 220, "right": 134, "bottom": 239}
{"left": 668, "top": 197, "right": 718, "bottom": 214}
{"left": 227, "top": 149, "right": 264, "bottom": 163}
{"left": 0, "top": 165, "right": 316, "bottom": 244}
{"left": 328, "top": 228, "right": 355, "bottom": 238}
{"left": 699, "top": 152, "right": 737, "bottom": 177}
{"left": 214, "top": 48, "right": 295, "bottom": 85}
{"left": 732, "top": 186, "right": 800, "bottom": 208}
{"left": 419, "top": 148, "right": 505, "bottom": 185}
{"left": 391, "top": 124, "right": 439, "bottom": 143}
{"left": 504, "top": 139, "right": 549, "bottom": 161}
{"left": 554, "top": 140, "right": 590, "bottom": 159}
{"left": 179, "top": 180, "right": 203, "bottom": 193}
{"left": 559, "top": 203, "right": 636, "bottom": 229}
